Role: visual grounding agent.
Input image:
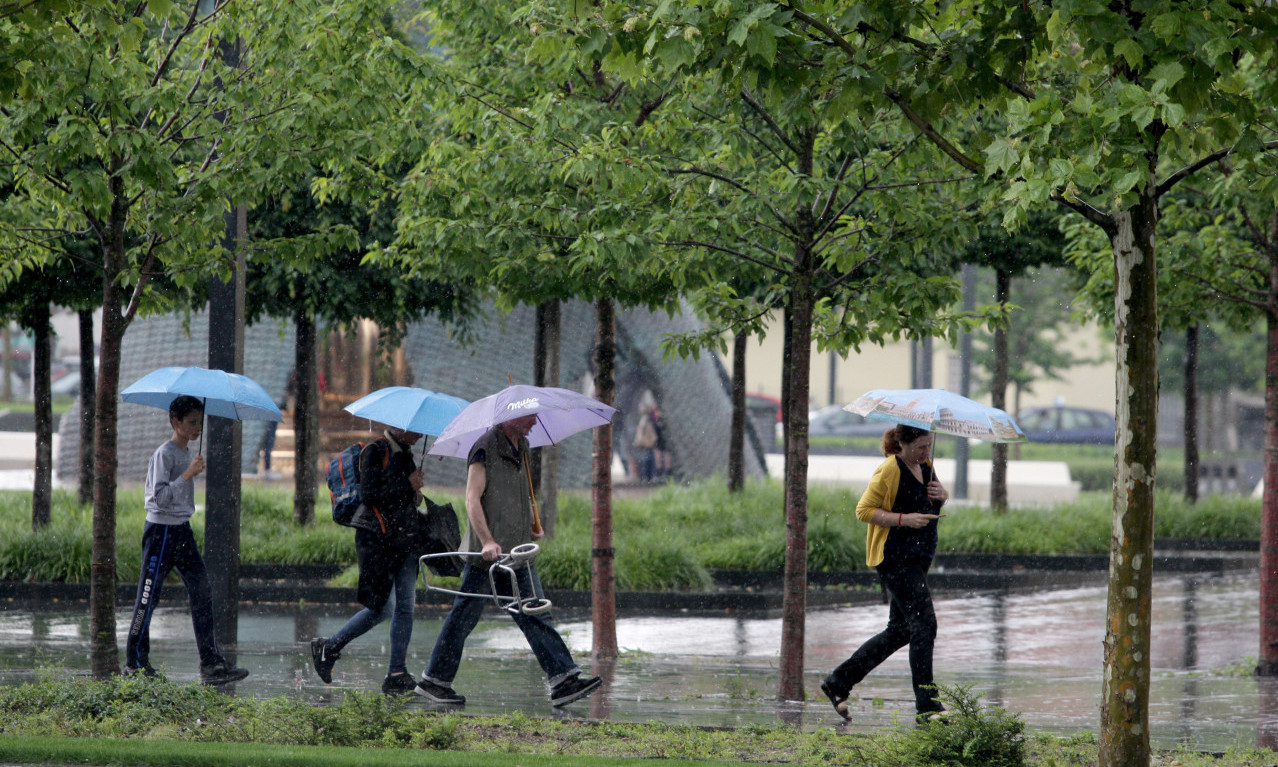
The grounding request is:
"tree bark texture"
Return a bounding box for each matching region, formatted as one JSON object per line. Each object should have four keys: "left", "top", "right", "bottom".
{"left": 293, "top": 307, "right": 318, "bottom": 526}
{"left": 990, "top": 269, "right": 1011, "bottom": 512}
{"left": 1257, "top": 233, "right": 1278, "bottom": 676}
{"left": 591, "top": 296, "right": 618, "bottom": 660}
{"left": 1183, "top": 324, "right": 1199, "bottom": 504}
{"left": 91, "top": 177, "right": 130, "bottom": 678}
{"left": 1098, "top": 199, "right": 1159, "bottom": 767}
{"left": 776, "top": 127, "right": 819, "bottom": 702}
{"left": 728, "top": 329, "right": 747, "bottom": 493}
{"left": 31, "top": 307, "right": 52, "bottom": 530}
{"left": 779, "top": 268, "right": 813, "bottom": 702}
{"left": 78, "top": 310, "right": 96, "bottom": 506}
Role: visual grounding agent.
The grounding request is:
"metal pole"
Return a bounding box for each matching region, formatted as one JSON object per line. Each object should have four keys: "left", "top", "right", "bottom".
{"left": 205, "top": 201, "right": 246, "bottom": 649}
{"left": 954, "top": 263, "right": 976, "bottom": 499}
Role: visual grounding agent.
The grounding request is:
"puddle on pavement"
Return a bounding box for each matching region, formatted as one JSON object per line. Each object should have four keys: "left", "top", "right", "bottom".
{"left": 0, "top": 571, "right": 1270, "bottom": 751}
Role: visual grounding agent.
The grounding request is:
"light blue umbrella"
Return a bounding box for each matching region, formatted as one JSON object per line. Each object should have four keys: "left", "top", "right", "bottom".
{"left": 121, "top": 366, "right": 283, "bottom": 423}
{"left": 343, "top": 386, "right": 470, "bottom": 437}
{"left": 846, "top": 387, "right": 1026, "bottom": 443}
{"left": 428, "top": 384, "right": 616, "bottom": 459}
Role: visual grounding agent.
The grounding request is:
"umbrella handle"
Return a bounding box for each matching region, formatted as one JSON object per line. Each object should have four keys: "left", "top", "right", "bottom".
{"left": 524, "top": 458, "right": 542, "bottom": 537}
{"left": 508, "top": 372, "right": 543, "bottom": 536}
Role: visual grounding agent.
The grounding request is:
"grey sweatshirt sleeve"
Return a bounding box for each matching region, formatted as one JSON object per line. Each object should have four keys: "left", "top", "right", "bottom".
{"left": 145, "top": 441, "right": 196, "bottom": 524}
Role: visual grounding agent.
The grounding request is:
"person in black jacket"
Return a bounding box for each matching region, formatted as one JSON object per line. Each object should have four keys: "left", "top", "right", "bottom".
{"left": 310, "top": 427, "right": 425, "bottom": 694}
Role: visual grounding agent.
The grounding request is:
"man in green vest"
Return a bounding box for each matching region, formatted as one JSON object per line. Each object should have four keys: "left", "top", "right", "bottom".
{"left": 415, "top": 414, "right": 601, "bottom": 708}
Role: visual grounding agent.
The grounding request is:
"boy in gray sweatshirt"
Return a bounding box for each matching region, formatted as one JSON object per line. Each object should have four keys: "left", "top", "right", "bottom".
{"left": 123, "top": 395, "right": 248, "bottom": 685}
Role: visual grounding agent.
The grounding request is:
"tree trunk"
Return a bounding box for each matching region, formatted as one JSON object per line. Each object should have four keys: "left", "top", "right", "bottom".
{"left": 1184, "top": 324, "right": 1199, "bottom": 503}
{"left": 591, "top": 296, "right": 618, "bottom": 660}
{"left": 293, "top": 307, "right": 318, "bottom": 526}
{"left": 91, "top": 205, "right": 129, "bottom": 678}
{"left": 989, "top": 268, "right": 1010, "bottom": 512}
{"left": 779, "top": 266, "right": 813, "bottom": 702}
{"left": 534, "top": 300, "right": 561, "bottom": 537}
{"left": 1098, "top": 198, "right": 1159, "bottom": 767}
{"left": 778, "top": 128, "right": 817, "bottom": 703}
{"left": 1256, "top": 246, "right": 1278, "bottom": 676}
{"left": 728, "top": 329, "right": 747, "bottom": 493}
{"left": 31, "top": 307, "right": 53, "bottom": 529}
{"left": 78, "top": 309, "right": 96, "bottom": 506}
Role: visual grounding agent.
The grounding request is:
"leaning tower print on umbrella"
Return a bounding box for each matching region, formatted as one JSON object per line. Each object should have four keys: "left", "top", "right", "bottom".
{"left": 846, "top": 387, "right": 1026, "bottom": 443}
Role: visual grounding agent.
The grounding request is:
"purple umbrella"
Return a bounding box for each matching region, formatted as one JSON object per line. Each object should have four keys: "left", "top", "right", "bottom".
{"left": 427, "top": 384, "right": 617, "bottom": 460}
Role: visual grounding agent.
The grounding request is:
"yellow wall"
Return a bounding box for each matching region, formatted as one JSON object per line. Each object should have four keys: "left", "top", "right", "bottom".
{"left": 726, "top": 319, "right": 1116, "bottom": 414}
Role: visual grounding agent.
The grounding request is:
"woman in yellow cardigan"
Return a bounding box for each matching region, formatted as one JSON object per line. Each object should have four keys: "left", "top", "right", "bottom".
{"left": 821, "top": 424, "right": 949, "bottom": 723}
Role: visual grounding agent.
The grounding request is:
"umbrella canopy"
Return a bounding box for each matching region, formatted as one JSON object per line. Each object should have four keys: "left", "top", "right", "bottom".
{"left": 846, "top": 387, "right": 1026, "bottom": 443}
{"left": 121, "top": 366, "right": 283, "bottom": 422}
{"left": 343, "top": 386, "right": 469, "bottom": 437}
{"left": 428, "top": 384, "right": 617, "bottom": 459}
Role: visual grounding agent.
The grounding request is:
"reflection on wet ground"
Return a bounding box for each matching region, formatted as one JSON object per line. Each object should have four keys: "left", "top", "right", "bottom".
{"left": 0, "top": 571, "right": 1269, "bottom": 751}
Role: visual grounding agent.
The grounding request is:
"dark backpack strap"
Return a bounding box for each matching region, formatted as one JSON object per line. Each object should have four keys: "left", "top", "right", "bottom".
{"left": 359, "top": 439, "right": 392, "bottom": 534}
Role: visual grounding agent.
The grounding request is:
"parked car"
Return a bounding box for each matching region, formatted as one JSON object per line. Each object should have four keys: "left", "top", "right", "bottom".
{"left": 50, "top": 371, "right": 81, "bottom": 397}
{"left": 808, "top": 404, "right": 891, "bottom": 438}
{"left": 745, "top": 393, "right": 783, "bottom": 448}
{"left": 1016, "top": 405, "right": 1116, "bottom": 444}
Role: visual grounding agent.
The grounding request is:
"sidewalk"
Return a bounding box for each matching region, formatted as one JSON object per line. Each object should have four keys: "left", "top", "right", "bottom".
{"left": 0, "top": 571, "right": 1267, "bottom": 751}
{"left": 1, "top": 430, "right": 1079, "bottom": 506}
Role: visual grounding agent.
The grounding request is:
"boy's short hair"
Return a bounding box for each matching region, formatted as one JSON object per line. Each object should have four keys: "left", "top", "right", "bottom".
{"left": 169, "top": 395, "right": 204, "bottom": 422}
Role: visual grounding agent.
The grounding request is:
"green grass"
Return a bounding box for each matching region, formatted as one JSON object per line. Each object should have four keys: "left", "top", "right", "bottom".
{"left": 0, "top": 478, "right": 1262, "bottom": 589}
{"left": 0, "top": 678, "right": 1269, "bottom": 767}
{"left": 0, "top": 397, "right": 75, "bottom": 415}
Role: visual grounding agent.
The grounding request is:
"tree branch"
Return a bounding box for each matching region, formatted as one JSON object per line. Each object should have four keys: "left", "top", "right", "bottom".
{"left": 783, "top": 3, "right": 991, "bottom": 174}
{"left": 1157, "top": 139, "right": 1278, "bottom": 198}
{"left": 815, "top": 153, "right": 854, "bottom": 230}
{"left": 662, "top": 238, "right": 790, "bottom": 276}
{"left": 634, "top": 92, "right": 666, "bottom": 127}
{"left": 688, "top": 101, "right": 793, "bottom": 171}
{"left": 741, "top": 88, "right": 801, "bottom": 159}
{"left": 667, "top": 165, "right": 799, "bottom": 237}
{"left": 1050, "top": 190, "right": 1116, "bottom": 236}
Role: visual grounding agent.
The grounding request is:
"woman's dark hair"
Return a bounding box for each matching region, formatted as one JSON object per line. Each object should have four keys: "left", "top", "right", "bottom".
{"left": 169, "top": 395, "right": 204, "bottom": 422}
{"left": 881, "top": 424, "right": 931, "bottom": 456}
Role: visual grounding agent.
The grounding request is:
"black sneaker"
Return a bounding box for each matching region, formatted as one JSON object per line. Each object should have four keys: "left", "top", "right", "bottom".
{"left": 199, "top": 660, "right": 249, "bottom": 686}
{"left": 310, "top": 637, "right": 339, "bottom": 684}
{"left": 414, "top": 679, "right": 465, "bottom": 704}
{"left": 550, "top": 674, "right": 601, "bottom": 707}
{"left": 382, "top": 672, "right": 418, "bottom": 695}
{"left": 123, "top": 664, "right": 163, "bottom": 679}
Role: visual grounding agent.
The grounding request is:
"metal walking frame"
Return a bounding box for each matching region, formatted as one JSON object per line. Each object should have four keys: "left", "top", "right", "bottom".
{"left": 419, "top": 543, "right": 553, "bottom": 616}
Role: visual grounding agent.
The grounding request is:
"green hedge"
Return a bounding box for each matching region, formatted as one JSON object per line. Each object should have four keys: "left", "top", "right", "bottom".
{"left": 0, "top": 478, "right": 1261, "bottom": 591}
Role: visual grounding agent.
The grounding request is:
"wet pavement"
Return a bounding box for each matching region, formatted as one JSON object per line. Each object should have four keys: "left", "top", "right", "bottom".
{"left": 0, "top": 570, "right": 1271, "bottom": 752}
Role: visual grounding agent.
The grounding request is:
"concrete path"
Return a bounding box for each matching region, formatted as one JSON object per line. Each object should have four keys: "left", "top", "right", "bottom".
{"left": 0, "top": 430, "right": 1078, "bottom": 505}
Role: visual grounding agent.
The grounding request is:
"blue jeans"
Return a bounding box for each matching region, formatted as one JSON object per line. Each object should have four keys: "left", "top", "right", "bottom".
{"left": 424, "top": 562, "right": 579, "bottom": 687}
{"left": 328, "top": 550, "right": 417, "bottom": 675}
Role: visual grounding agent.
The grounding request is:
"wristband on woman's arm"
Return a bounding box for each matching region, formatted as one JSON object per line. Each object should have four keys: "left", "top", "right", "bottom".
{"left": 898, "top": 512, "right": 903, "bottom": 527}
